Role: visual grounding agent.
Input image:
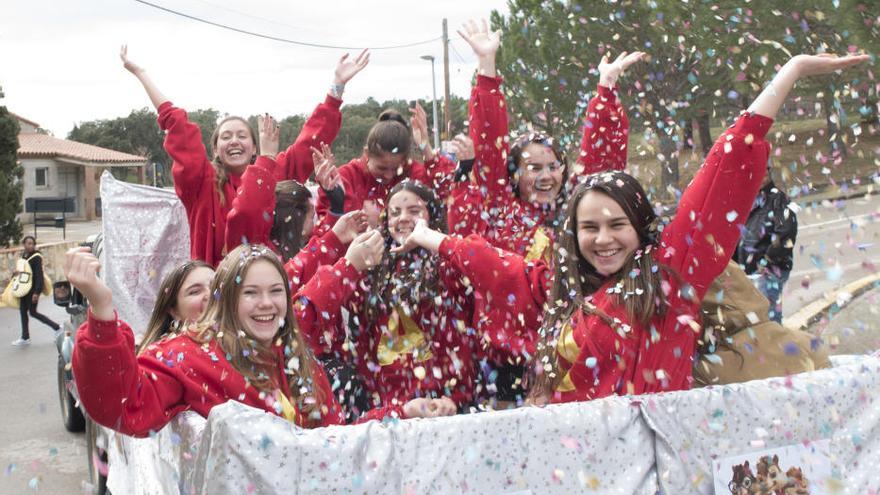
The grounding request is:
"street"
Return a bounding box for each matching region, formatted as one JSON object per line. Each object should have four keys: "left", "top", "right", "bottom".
{"left": 0, "top": 192, "right": 877, "bottom": 493}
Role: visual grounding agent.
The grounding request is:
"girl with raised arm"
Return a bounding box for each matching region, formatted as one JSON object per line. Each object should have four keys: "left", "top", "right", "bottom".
{"left": 69, "top": 244, "right": 453, "bottom": 437}
{"left": 120, "top": 46, "right": 369, "bottom": 266}
{"left": 397, "top": 53, "right": 869, "bottom": 404}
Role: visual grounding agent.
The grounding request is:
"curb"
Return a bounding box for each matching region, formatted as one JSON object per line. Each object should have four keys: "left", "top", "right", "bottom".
{"left": 784, "top": 272, "right": 880, "bottom": 331}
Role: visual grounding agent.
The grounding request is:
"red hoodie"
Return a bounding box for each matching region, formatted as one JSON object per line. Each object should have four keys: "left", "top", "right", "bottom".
{"left": 314, "top": 154, "right": 456, "bottom": 236}
{"left": 72, "top": 312, "right": 404, "bottom": 437}
{"left": 294, "top": 255, "right": 479, "bottom": 408}
{"left": 445, "top": 75, "right": 629, "bottom": 364}
{"left": 439, "top": 112, "right": 773, "bottom": 401}
{"left": 160, "top": 95, "right": 342, "bottom": 267}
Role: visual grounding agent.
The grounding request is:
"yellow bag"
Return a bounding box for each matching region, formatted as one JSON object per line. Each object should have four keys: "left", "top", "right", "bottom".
{"left": 11, "top": 258, "right": 32, "bottom": 298}
{"left": 0, "top": 279, "right": 19, "bottom": 308}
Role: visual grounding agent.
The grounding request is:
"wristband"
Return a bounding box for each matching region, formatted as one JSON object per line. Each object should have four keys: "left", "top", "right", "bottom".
{"left": 330, "top": 83, "right": 345, "bottom": 99}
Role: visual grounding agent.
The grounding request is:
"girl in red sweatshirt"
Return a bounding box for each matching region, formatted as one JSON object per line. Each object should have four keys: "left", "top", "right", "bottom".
{"left": 69, "top": 243, "right": 455, "bottom": 437}
{"left": 120, "top": 46, "right": 369, "bottom": 267}
{"left": 397, "top": 53, "right": 869, "bottom": 404}
{"left": 297, "top": 181, "right": 478, "bottom": 412}
{"left": 313, "top": 106, "right": 458, "bottom": 235}
{"left": 447, "top": 20, "right": 644, "bottom": 403}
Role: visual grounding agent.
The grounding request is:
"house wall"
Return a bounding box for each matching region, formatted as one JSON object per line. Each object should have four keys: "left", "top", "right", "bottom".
{"left": 19, "top": 158, "right": 85, "bottom": 222}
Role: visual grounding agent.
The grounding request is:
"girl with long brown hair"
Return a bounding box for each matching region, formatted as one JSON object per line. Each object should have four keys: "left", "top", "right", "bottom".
{"left": 68, "top": 244, "right": 446, "bottom": 437}
{"left": 120, "top": 46, "right": 370, "bottom": 266}
{"left": 394, "top": 53, "right": 869, "bottom": 404}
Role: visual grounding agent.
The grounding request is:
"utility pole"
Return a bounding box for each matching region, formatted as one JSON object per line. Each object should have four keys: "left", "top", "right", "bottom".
{"left": 442, "top": 18, "right": 451, "bottom": 140}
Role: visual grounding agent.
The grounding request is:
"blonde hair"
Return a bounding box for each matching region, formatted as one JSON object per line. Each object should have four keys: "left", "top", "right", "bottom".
{"left": 193, "top": 244, "right": 327, "bottom": 426}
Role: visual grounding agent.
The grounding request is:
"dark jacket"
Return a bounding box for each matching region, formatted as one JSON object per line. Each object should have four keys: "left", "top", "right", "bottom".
{"left": 734, "top": 180, "right": 798, "bottom": 273}
{"left": 23, "top": 251, "right": 44, "bottom": 295}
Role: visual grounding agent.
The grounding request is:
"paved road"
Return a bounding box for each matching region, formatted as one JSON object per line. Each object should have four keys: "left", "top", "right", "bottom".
{"left": 0, "top": 302, "right": 89, "bottom": 494}
{"left": 0, "top": 192, "right": 875, "bottom": 493}
{"left": 782, "top": 191, "right": 880, "bottom": 319}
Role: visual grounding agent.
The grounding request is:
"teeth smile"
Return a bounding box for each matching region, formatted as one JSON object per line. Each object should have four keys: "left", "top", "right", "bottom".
{"left": 596, "top": 249, "right": 621, "bottom": 258}
{"left": 252, "top": 315, "right": 275, "bottom": 322}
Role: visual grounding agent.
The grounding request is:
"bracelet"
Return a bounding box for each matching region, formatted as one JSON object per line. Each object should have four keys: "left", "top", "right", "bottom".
{"left": 329, "top": 83, "right": 345, "bottom": 99}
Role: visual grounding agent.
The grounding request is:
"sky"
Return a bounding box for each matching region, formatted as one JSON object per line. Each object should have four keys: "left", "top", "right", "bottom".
{"left": 1, "top": 0, "right": 509, "bottom": 137}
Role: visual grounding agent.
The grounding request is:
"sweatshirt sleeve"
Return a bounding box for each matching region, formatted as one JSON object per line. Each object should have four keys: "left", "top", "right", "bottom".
{"left": 225, "top": 155, "right": 279, "bottom": 253}
{"left": 469, "top": 75, "right": 511, "bottom": 198}
{"left": 438, "top": 235, "right": 551, "bottom": 321}
{"left": 293, "top": 257, "right": 363, "bottom": 355}
{"left": 575, "top": 85, "right": 629, "bottom": 175}
{"left": 71, "top": 311, "right": 189, "bottom": 437}
{"left": 660, "top": 112, "right": 773, "bottom": 299}
{"left": 157, "top": 102, "right": 213, "bottom": 206}
{"left": 275, "top": 95, "right": 343, "bottom": 182}
{"left": 283, "top": 229, "right": 346, "bottom": 294}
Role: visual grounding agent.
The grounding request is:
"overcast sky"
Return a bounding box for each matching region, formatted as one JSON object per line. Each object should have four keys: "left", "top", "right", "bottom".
{"left": 1, "top": 0, "right": 509, "bottom": 137}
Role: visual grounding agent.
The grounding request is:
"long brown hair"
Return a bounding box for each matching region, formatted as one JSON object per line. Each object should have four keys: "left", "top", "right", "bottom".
{"left": 193, "top": 244, "right": 326, "bottom": 426}
{"left": 210, "top": 116, "right": 259, "bottom": 206}
{"left": 362, "top": 180, "right": 448, "bottom": 328}
{"left": 136, "top": 260, "right": 213, "bottom": 355}
{"left": 270, "top": 180, "right": 312, "bottom": 262}
{"left": 365, "top": 110, "right": 412, "bottom": 158}
{"left": 529, "top": 172, "right": 674, "bottom": 397}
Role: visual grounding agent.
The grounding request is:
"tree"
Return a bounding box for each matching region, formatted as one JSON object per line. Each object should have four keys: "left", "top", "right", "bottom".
{"left": 0, "top": 84, "right": 23, "bottom": 247}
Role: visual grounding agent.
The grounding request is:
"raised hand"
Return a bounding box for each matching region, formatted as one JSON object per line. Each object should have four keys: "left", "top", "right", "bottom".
{"left": 258, "top": 114, "right": 280, "bottom": 158}
{"left": 312, "top": 144, "right": 341, "bottom": 191}
{"left": 402, "top": 396, "right": 457, "bottom": 418}
{"left": 458, "top": 18, "right": 501, "bottom": 59}
{"left": 362, "top": 200, "right": 382, "bottom": 229}
{"left": 344, "top": 230, "right": 384, "bottom": 272}
{"left": 448, "top": 134, "right": 475, "bottom": 161}
{"left": 789, "top": 53, "right": 871, "bottom": 78}
{"left": 409, "top": 103, "right": 434, "bottom": 160}
{"left": 120, "top": 45, "right": 144, "bottom": 75}
{"left": 64, "top": 247, "right": 114, "bottom": 321}
{"left": 458, "top": 18, "right": 501, "bottom": 77}
{"left": 598, "top": 51, "right": 646, "bottom": 88}
{"left": 334, "top": 49, "right": 371, "bottom": 86}
{"left": 331, "top": 210, "right": 368, "bottom": 245}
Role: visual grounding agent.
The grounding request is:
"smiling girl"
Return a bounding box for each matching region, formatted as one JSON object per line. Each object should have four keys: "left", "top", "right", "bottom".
{"left": 120, "top": 46, "right": 369, "bottom": 266}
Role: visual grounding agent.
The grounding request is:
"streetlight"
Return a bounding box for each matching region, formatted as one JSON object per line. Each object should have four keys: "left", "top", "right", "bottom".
{"left": 420, "top": 55, "right": 441, "bottom": 150}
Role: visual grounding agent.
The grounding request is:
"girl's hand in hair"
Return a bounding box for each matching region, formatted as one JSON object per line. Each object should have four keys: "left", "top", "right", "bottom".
{"left": 258, "top": 114, "right": 280, "bottom": 158}
{"left": 403, "top": 396, "right": 457, "bottom": 418}
{"left": 390, "top": 219, "right": 447, "bottom": 255}
{"left": 64, "top": 247, "right": 114, "bottom": 321}
{"left": 332, "top": 210, "right": 368, "bottom": 245}
{"left": 312, "top": 144, "right": 341, "bottom": 192}
{"left": 598, "top": 51, "right": 646, "bottom": 88}
{"left": 449, "top": 134, "right": 475, "bottom": 161}
{"left": 120, "top": 45, "right": 145, "bottom": 75}
{"left": 410, "top": 103, "right": 435, "bottom": 162}
{"left": 344, "top": 230, "right": 384, "bottom": 272}
{"left": 333, "top": 49, "right": 370, "bottom": 86}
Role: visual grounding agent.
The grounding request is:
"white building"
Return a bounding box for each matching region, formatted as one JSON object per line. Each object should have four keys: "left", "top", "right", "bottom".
{"left": 13, "top": 114, "right": 147, "bottom": 221}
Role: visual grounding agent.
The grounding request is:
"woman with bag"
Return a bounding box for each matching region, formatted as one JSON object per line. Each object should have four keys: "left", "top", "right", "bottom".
{"left": 12, "top": 236, "right": 60, "bottom": 346}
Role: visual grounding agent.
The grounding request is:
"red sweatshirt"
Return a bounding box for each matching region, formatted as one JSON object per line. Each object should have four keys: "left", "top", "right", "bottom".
{"left": 441, "top": 112, "right": 773, "bottom": 402}
{"left": 294, "top": 256, "right": 479, "bottom": 408}
{"left": 314, "top": 154, "right": 456, "bottom": 235}
{"left": 161, "top": 95, "right": 342, "bottom": 267}
{"left": 72, "top": 312, "right": 403, "bottom": 437}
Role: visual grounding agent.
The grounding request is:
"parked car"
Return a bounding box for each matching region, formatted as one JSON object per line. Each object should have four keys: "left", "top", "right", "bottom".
{"left": 53, "top": 233, "right": 109, "bottom": 495}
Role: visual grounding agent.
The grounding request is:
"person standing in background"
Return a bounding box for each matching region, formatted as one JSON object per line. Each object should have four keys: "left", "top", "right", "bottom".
{"left": 12, "top": 236, "right": 60, "bottom": 346}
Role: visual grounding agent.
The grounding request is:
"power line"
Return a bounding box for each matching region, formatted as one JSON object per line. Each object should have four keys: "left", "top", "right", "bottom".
{"left": 132, "top": 0, "right": 442, "bottom": 50}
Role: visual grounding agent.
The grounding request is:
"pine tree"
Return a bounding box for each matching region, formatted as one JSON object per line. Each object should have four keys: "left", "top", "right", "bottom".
{"left": 0, "top": 84, "right": 23, "bottom": 247}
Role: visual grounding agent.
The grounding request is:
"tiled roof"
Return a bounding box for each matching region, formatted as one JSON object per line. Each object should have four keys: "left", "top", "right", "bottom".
{"left": 18, "top": 133, "right": 147, "bottom": 165}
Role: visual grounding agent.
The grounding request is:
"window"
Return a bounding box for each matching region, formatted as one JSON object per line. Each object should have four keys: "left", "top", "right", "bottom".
{"left": 35, "top": 167, "right": 48, "bottom": 187}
